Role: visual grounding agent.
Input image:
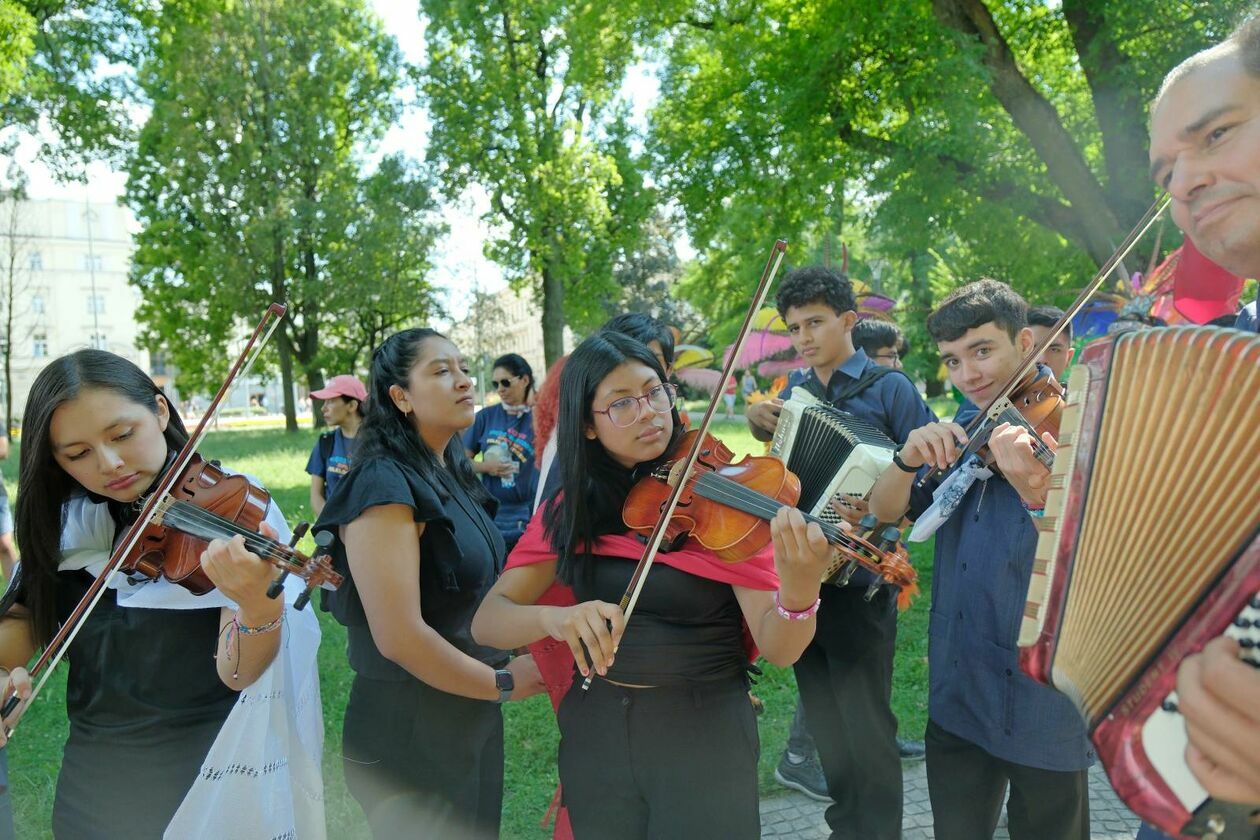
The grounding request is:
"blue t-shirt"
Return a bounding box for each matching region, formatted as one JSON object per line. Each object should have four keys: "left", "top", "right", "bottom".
{"left": 462, "top": 403, "right": 538, "bottom": 543}
{"left": 306, "top": 428, "right": 356, "bottom": 505}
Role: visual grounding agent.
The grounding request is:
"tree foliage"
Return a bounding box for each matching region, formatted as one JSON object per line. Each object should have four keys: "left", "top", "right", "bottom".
{"left": 646, "top": 0, "right": 1249, "bottom": 348}
{"left": 422, "top": 0, "right": 656, "bottom": 366}
{"left": 125, "top": 0, "right": 437, "bottom": 430}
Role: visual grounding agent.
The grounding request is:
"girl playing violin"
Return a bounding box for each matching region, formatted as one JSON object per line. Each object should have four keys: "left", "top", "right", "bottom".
{"left": 472, "top": 331, "right": 834, "bottom": 839}
{"left": 313, "top": 328, "right": 544, "bottom": 839}
{"left": 0, "top": 349, "right": 323, "bottom": 838}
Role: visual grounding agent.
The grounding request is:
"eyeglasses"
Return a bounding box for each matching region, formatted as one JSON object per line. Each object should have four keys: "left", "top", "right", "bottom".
{"left": 593, "top": 383, "right": 677, "bottom": 428}
{"left": 493, "top": 376, "right": 518, "bottom": 389}
{"left": 872, "top": 352, "right": 901, "bottom": 364}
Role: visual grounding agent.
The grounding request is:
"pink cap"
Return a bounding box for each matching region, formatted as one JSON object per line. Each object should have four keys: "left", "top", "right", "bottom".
{"left": 310, "top": 374, "right": 368, "bottom": 402}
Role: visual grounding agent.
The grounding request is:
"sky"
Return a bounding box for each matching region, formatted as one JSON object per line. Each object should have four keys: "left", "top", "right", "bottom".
{"left": 11, "top": 0, "right": 665, "bottom": 324}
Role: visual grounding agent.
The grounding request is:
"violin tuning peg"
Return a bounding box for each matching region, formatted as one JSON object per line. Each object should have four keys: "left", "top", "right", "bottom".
{"left": 313, "top": 530, "right": 334, "bottom": 552}
{"left": 289, "top": 522, "right": 310, "bottom": 547}
{"left": 858, "top": 513, "right": 879, "bottom": 531}
{"left": 877, "top": 526, "right": 902, "bottom": 552}
{"left": 266, "top": 572, "right": 289, "bottom": 601}
{"left": 863, "top": 582, "right": 883, "bottom": 602}
{"left": 294, "top": 587, "right": 312, "bottom": 611}
{"left": 837, "top": 560, "right": 858, "bottom": 587}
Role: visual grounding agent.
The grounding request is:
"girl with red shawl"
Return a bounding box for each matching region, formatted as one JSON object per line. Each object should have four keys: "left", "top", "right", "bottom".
{"left": 472, "top": 331, "right": 832, "bottom": 839}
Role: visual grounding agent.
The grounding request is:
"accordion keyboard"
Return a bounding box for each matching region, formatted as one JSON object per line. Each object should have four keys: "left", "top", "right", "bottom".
{"left": 1140, "top": 592, "right": 1260, "bottom": 814}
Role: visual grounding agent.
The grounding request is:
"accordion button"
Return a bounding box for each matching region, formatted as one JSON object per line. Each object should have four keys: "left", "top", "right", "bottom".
{"left": 1239, "top": 638, "right": 1256, "bottom": 649}
{"left": 1249, "top": 595, "right": 1260, "bottom": 609}
{"left": 1161, "top": 699, "right": 1179, "bottom": 713}
{"left": 1233, "top": 617, "right": 1252, "bottom": 629}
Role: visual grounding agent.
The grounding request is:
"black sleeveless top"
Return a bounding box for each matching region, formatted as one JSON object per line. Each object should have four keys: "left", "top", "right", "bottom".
{"left": 51, "top": 559, "right": 238, "bottom": 836}
{"left": 572, "top": 555, "right": 747, "bottom": 686}
{"left": 315, "top": 456, "right": 509, "bottom": 680}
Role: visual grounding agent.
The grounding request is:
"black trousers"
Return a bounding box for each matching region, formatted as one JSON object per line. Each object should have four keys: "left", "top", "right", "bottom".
{"left": 557, "top": 674, "right": 760, "bottom": 840}
{"left": 925, "top": 719, "right": 1090, "bottom": 840}
{"left": 792, "top": 584, "right": 902, "bottom": 840}
{"left": 343, "top": 674, "right": 504, "bottom": 839}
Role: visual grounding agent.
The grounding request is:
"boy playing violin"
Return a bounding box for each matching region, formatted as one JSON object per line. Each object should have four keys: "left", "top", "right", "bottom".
{"left": 868, "top": 279, "right": 1092, "bottom": 840}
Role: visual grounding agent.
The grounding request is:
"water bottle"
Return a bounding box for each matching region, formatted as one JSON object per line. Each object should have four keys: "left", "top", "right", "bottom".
{"left": 487, "top": 443, "right": 516, "bottom": 488}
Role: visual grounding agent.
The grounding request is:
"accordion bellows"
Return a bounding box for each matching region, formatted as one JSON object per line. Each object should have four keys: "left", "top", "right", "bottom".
{"left": 1019, "top": 325, "right": 1260, "bottom": 838}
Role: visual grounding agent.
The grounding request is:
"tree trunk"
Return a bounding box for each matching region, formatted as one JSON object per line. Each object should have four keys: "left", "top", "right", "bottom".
{"left": 907, "top": 251, "right": 945, "bottom": 399}
{"left": 306, "top": 368, "right": 326, "bottom": 429}
{"left": 540, "top": 263, "right": 566, "bottom": 368}
{"left": 932, "top": 0, "right": 1123, "bottom": 265}
{"left": 270, "top": 237, "right": 298, "bottom": 433}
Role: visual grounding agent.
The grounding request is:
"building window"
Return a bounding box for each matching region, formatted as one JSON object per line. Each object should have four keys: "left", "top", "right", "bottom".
{"left": 32, "top": 333, "right": 48, "bottom": 358}
{"left": 28, "top": 252, "right": 42, "bottom": 271}
{"left": 84, "top": 254, "right": 103, "bottom": 271}
{"left": 31, "top": 294, "right": 45, "bottom": 315}
{"left": 90, "top": 332, "right": 107, "bottom": 350}
{"left": 87, "top": 294, "right": 105, "bottom": 315}
{"left": 151, "top": 351, "right": 170, "bottom": 377}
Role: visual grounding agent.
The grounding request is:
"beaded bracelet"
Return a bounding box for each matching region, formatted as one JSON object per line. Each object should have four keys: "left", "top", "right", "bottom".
{"left": 1020, "top": 496, "right": 1046, "bottom": 518}
{"left": 219, "top": 612, "right": 284, "bottom": 679}
{"left": 774, "top": 591, "right": 821, "bottom": 621}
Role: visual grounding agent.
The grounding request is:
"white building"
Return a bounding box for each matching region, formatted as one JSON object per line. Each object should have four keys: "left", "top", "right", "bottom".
{"left": 0, "top": 198, "right": 147, "bottom": 423}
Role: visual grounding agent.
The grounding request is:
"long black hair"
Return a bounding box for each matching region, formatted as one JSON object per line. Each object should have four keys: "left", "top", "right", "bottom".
{"left": 16, "top": 350, "right": 189, "bottom": 646}
{"left": 491, "top": 352, "right": 534, "bottom": 401}
{"left": 354, "top": 328, "right": 487, "bottom": 504}
{"left": 544, "top": 331, "right": 683, "bottom": 585}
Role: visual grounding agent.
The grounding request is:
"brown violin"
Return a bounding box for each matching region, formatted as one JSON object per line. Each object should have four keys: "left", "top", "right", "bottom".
{"left": 961, "top": 366, "right": 1065, "bottom": 476}
{"left": 623, "top": 430, "right": 918, "bottom": 594}
{"left": 126, "top": 453, "right": 342, "bottom": 607}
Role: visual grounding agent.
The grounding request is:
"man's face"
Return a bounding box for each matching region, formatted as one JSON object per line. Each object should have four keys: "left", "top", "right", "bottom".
{"left": 783, "top": 303, "right": 855, "bottom": 370}
{"left": 936, "top": 322, "right": 1033, "bottom": 406}
{"left": 1150, "top": 52, "right": 1260, "bottom": 278}
{"left": 1028, "top": 325, "right": 1074, "bottom": 382}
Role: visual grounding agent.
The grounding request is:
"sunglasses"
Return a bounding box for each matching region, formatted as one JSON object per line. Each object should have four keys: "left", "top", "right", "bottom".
{"left": 493, "top": 376, "right": 518, "bottom": 389}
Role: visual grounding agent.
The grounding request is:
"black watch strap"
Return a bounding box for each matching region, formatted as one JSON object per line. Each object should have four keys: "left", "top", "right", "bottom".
{"left": 892, "top": 447, "right": 919, "bottom": 474}
{"left": 494, "top": 668, "right": 514, "bottom": 704}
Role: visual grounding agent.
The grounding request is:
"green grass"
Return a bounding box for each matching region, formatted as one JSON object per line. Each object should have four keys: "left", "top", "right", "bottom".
{"left": 5, "top": 422, "right": 933, "bottom": 838}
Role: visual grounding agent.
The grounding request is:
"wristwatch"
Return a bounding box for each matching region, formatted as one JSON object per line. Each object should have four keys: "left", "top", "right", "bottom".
{"left": 494, "top": 668, "right": 514, "bottom": 704}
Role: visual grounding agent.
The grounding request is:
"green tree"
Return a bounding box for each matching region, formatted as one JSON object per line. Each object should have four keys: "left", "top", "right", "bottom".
{"left": 126, "top": 0, "right": 425, "bottom": 431}
{"left": 422, "top": 0, "right": 655, "bottom": 366}
{"left": 648, "top": 0, "right": 1248, "bottom": 347}
{"left": 1, "top": 1, "right": 148, "bottom": 176}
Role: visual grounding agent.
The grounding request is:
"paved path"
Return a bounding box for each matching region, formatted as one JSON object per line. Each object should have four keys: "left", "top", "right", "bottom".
{"left": 760, "top": 762, "right": 1141, "bottom": 838}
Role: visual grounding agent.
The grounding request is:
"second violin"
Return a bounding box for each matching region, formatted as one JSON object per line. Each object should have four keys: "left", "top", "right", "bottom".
{"left": 623, "top": 429, "right": 918, "bottom": 596}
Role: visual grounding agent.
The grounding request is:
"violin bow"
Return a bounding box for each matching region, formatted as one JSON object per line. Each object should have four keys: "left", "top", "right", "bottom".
{"left": 584, "top": 240, "right": 789, "bottom": 691}
{"left": 921, "top": 194, "right": 1171, "bottom": 483}
{"left": 2, "top": 303, "right": 287, "bottom": 733}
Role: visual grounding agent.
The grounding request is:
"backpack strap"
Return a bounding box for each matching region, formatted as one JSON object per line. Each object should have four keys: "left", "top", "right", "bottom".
{"left": 828, "top": 365, "right": 898, "bottom": 405}
{"left": 318, "top": 430, "right": 336, "bottom": 463}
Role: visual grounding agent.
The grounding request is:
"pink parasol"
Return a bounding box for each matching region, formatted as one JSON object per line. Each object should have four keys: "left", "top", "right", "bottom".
{"left": 724, "top": 331, "right": 794, "bottom": 369}
{"left": 673, "top": 367, "right": 724, "bottom": 396}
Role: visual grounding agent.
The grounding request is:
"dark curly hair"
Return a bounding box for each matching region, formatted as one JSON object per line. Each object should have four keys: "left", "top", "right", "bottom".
{"left": 927, "top": 279, "right": 1029, "bottom": 344}
{"left": 775, "top": 266, "right": 857, "bottom": 319}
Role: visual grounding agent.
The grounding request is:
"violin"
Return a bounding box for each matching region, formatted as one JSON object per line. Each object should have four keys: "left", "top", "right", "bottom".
{"left": 956, "top": 366, "right": 1065, "bottom": 477}
{"left": 623, "top": 430, "right": 917, "bottom": 594}
{"left": 126, "top": 453, "right": 342, "bottom": 607}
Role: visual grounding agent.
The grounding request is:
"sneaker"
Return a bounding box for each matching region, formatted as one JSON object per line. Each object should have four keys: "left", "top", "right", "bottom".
{"left": 897, "top": 737, "right": 926, "bottom": 762}
{"left": 774, "top": 752, "right": 831, "bottom": 802}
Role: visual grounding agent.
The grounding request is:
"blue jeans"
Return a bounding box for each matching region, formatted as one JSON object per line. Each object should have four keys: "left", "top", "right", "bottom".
{"left": 1135, "top": 824, "right": 1174, "bottom": 840}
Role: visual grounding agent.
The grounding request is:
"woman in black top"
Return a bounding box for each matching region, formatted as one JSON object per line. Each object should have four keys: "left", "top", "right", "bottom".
{"left": 0, "top": 350, "right": 303, "bottom": 838}
{"left": 473, "top": 331, "right": 833, "bottom": 839}
{"left": 315, "top": 328, "right": 544, "bottom": 839}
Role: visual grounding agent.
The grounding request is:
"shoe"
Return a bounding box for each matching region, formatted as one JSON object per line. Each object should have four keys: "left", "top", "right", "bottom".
{"left": 774, "top": 752, "right": 831, "bottom": 802}
{"left": 898, "top": 737, "right": 926, "bottom": 762}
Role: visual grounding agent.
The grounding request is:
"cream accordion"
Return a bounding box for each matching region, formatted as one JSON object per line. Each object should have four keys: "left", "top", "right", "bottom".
{"left": 769, "top": 386, "right": 897, "bottom": 529}
{"left": 1019, "top": 326, "right": 1260, "bottom": 840}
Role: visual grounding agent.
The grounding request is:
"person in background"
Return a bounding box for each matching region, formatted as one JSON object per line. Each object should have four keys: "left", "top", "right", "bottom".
{"left": 532, "top": 356, "right": 568, "bottom": 513}
{"left": 307, "top": 374, "right": 367, "bottom": 517}
{"left": 1025, "top": 305, "right": 1074, "bottom": 383}
{"left": 466, "top": 353, "right": 538, "bottom": 551}
{"left": 723, "top": 374, "right": 738, "bottom": 419}
{"left": 741, "top": 369, "right": 757, "bottom": 403}
{"left": 851, "top": 319, "right": 906, "bottom": 371}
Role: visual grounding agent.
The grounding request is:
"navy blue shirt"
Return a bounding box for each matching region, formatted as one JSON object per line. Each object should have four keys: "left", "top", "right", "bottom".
{"left": 909, "top": 400, "right": 1094, "bottom": 772}
{"left": 776, "top": 349, "right": 937, "bottom": 589}
{"left": 462, "top": 403, "right": 538, "bottom": 544}
{"left": 306, "top": 427, "right": 356, "bottom": 504}
{"left": 1237, "top": 294, "right": 1258, "bottom": 332}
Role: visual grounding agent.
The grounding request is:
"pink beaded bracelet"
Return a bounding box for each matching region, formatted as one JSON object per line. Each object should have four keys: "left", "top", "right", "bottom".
{"left": 774, "top": 591, "right": 821, "bottom": 621}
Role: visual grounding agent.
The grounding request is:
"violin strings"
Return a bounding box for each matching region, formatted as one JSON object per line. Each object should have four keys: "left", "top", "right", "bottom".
{"left": 679, "top": 470, "right": 882, "bottom": 562}
{"left": 158, "top": 502, "right": 305, "bottom": 569}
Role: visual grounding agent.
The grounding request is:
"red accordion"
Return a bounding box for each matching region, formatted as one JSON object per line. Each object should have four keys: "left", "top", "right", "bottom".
{"left": 1020, "top": 326, "right": 1260, "bottom": 839}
